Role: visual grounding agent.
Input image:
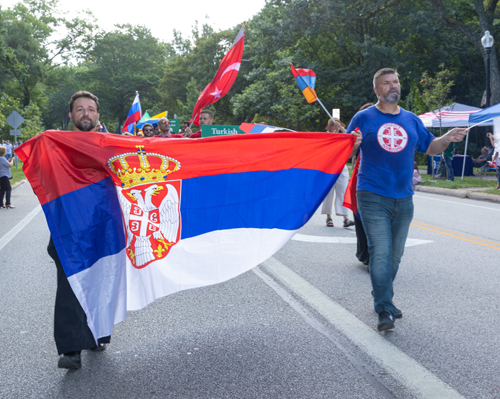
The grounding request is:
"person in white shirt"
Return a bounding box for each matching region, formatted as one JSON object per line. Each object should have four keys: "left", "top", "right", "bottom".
{"left": 488, "top": 133, "right": 500, "bottom": 189}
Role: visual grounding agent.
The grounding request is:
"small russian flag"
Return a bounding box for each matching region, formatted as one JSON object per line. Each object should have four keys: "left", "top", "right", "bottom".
{"left": 122, "top": 93, "right": 142, "bottom": 133}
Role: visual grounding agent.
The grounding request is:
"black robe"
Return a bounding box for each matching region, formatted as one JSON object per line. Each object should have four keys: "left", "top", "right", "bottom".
{"left": 354, "top": 215, "right": 370, "bottom": 266}
{"left": 48, "top": 237, "right": 110, "bottom": 354}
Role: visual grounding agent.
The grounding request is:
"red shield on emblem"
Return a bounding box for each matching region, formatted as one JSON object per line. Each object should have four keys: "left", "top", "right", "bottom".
{"left": 120, "top": 180, "right": 181, "bottom": 269}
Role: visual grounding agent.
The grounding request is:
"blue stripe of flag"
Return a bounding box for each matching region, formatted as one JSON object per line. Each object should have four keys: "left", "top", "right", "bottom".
{"left": 47, "top": 169, "right": 338, "bottom": 277}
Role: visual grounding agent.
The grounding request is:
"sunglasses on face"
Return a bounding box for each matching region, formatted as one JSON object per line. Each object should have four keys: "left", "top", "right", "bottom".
{"left": 144, "top": 129, "right": 153, "bottom": 132}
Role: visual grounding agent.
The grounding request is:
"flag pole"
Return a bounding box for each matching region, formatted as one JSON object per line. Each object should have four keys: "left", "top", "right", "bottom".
{"left": 459, "top": 117, "right": 492, "bottom": 180}
{"left": 461, "top": 127, "right": 469, "bottom": 180}
{"left": 134, "top": 91, "right": 140, "bottom": 136}
{"left": 189, "top": 112, "right": 198, "bottom": 129}
{"left": 316, "top": 97, "right": 335, "bottom": 121}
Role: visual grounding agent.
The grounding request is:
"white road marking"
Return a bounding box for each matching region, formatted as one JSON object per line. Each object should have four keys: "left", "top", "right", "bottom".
{"left": 292, "top": 233, "right": 433, "bottom": 247}
{"left": 258, "top": 257, "right": 466, "bottom": 399}
{"left": 414, "top": 193, "right": 500, "bottom": 211}
{"left": 0, "top": 205, "right": 42, "bottom": 252}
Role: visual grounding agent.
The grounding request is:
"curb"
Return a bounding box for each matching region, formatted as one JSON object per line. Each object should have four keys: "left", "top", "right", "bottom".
{"left": 414, "top": 185, "right": 500, "bottom": 203}
{"left": 12, "top": 179, "right": 27, "bottom": 191}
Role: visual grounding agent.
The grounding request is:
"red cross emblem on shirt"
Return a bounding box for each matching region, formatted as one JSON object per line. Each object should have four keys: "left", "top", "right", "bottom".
{"left": 377, "top": 123, "right": 408, "bottom": 153}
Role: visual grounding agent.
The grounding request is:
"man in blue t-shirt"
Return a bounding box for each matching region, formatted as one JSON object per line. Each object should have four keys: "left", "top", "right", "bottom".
{"left": 347, "top": 68, "right": 468, "bottom": 332}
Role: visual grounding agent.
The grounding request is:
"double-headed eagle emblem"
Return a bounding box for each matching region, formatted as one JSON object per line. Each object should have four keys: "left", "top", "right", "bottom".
{"left": 108, "top": 145, "right": 181, "bottom": 268}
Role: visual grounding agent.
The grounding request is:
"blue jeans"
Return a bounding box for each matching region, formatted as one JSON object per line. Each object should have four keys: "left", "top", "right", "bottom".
{"left": 443, "top": 157, "right": 454, "bottom": 181}
{"left": 357, "top": 191, "right": 414, "bottom": 316}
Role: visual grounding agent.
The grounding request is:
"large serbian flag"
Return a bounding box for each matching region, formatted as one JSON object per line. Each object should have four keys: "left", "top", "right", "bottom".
{"left": 122, "top": 93, "right": 142, "bottom": 133}
{"left": 16, "top": 131, "right": 354, "bottom": 341}
{"left": 291, "top": 64, "right": 318, "bottom": 104}
{"left": 189, "top": 27, "right": 245, "bottom": 126}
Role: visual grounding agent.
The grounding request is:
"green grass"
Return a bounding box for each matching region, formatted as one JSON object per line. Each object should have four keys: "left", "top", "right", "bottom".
{"left": 482, "top": 188, "right": 500, "bottom": 195}
{"left": 10, "top": 162, "right": 25, "bottom": 185}
{"left": 419, "top": 173, "right": 499, "bottom": 193}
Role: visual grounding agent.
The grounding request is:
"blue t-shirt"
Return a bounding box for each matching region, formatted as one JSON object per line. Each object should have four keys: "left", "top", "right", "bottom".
{"left": 346, "top": 105, "right": 434, "bottom": 199}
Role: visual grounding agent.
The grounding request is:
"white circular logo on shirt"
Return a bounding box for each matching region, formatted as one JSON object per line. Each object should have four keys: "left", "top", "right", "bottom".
{"left": 377, "top": 123, "right": 408, "bottom": 153}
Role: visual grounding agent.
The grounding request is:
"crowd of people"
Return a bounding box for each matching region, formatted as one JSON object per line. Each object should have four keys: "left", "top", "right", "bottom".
{"left": 118, "top": 110, "right": 214, "bottom": 138}
{"left": 8, "top": 65, "right": 499, "bottom": 371}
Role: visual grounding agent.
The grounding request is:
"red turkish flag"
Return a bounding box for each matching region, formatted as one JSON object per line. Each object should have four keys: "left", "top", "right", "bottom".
{"left": 189, "top": 28, "right": 245, "bottom": 126}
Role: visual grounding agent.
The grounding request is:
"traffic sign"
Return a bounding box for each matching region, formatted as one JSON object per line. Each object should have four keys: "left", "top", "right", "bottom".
{"left": 10, "top": 129, "right": 21, "bottom": 136}
{"left": 6, "top": 111, "right": 24, "bottom": 129}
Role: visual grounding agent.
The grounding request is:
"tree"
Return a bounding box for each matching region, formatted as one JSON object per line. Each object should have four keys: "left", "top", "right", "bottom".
{"left": 418, "top": 63, "right": 455, "bottom": 132}
{"left": 237, "top": 0, "right": 443, "bottom": 126}
{"left": 0, "top": 92, "right": 45, "bottom": 140}
{"left": 0, "top": 0, "right": 93, "bottom": 108}
{"left": 428, "top": 0, "right": 500, "bottom": 105}
{"left": 83, "top": 24, "right": 168, "bottom": 129}
{"left": 158, "top": 25, "right": 246, "bottom": 124}
{"left": 42, "top": 65, "right": 87, "bottom": 130}
{"left": 232, "top": 63, "right": 321, "bottom": 130}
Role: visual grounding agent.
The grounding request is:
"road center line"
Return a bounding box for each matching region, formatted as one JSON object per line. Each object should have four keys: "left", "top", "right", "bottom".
{"left": 411, "top": 221, "right": 500, "bottom": 250}
{"left": 0, "top": 205, "right": 42, "bottom": 252}
{"left": 258, "top": 257, "right": 466, "bottom": 399}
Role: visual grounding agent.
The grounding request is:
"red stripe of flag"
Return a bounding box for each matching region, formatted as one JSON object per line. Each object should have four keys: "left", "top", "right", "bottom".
{"left": 16, "top": 131, "right": 355, "bottom": 205}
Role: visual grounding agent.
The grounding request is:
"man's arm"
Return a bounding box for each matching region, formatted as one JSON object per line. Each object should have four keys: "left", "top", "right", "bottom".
{"left": 349, "top": 130, "right": 362, "bottom": 158}
{"left": 426, "top": 128, "right": 469, "bottom": 155}
{"left": 487, "top": 132, "right": 495, "bottom": 147}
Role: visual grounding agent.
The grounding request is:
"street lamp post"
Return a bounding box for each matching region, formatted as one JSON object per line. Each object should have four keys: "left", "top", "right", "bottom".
{"left": 481, "top": 31, "right": 494, "bottom": 108}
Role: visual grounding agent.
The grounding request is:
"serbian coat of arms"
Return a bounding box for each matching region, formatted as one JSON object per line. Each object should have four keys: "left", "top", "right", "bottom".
{"left": 108, "top": 145, "right": 181, "bottom": 269}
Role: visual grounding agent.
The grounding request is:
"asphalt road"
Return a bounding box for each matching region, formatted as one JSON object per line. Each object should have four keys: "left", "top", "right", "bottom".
{"left": 0, "top": 182, "right": 499, "bottom": 399}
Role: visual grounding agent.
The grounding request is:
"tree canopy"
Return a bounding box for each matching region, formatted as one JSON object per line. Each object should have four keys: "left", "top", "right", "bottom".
{"left": 0, "top": 0, "right": 498, "bottom": 155}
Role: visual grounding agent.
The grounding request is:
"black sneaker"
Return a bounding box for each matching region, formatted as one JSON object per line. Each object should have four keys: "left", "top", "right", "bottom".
{"left": 394, "top": 308, "right": 403, "bottom": 319}
{"left": 58, "top": 351, "right": 81, "bottom": 369}
{"left": 90, "top": 343, "right": 107, "bottom": 352}
{"left": 377, "top": 311, "right": 395, "bottom": 331}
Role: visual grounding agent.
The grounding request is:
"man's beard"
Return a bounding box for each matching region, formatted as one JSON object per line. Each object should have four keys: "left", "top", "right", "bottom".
{"left": 382, "top": 90, "right": 400, "bottom": 104}
{"left": 72, "top": 115, "right": 96, "bottom": 131}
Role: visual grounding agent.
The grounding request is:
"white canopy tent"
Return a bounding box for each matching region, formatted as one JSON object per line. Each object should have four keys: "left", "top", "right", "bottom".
{"left": 418, "top": 103, "right": 495, "bottom": 179}
{"left": 418, "top": 103, "right": 492, "bottom": 128}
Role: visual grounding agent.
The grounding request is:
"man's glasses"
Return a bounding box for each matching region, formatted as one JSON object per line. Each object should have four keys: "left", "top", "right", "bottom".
{"left": 144, "top": 129, "right": 153, "bottom": 132}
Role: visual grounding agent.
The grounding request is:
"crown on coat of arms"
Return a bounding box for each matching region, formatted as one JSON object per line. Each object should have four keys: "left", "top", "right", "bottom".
{"left": 108, "top": 145, "right": 181, "bottom": 188}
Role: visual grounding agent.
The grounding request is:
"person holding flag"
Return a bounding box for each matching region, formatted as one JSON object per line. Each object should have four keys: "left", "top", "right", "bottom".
{"left": 122, "top": 92, "right": 142, "bottom": 134}
{"left": 189, "top": 27, "right": 245, "bottom": 127}
{"left": 189, "top": 110, "right": 214, "bottom": 138}
{"left": 17, "top": 115, "right": 359, "bottom": 370}
{"left": 347, "top": 68, "right": 468, "bottom": 332}
{"left": 51, "top": 91, "right": 111, "bottom": 369}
